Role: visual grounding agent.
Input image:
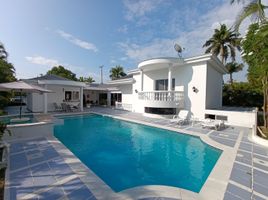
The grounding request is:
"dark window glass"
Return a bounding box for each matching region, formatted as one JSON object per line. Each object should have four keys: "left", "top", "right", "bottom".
{"left": 65, "top": 91, "right": 72, "bottom": 101}
{"left": 145, "top": 107, "right": 176, "bottom": 115}
{"left": 155, "top": 79, "right": 175, "bottom": 91}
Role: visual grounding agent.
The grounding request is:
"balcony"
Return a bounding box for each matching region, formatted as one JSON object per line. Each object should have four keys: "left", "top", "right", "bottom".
{"left": 138, "top": 91, "right": 184, "bottom": 108}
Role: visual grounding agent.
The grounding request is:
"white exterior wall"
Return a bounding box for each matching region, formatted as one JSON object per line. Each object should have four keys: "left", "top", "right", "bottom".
{"left": 205, "top": 109, "right": 257, "bottom": 128}
{"left": 118, "top": 84, "right": 133, "bottom": 110}
{"left": 27, "top": 85, "right": 81, "bottom": 112}
{"left": 119, "top": 84, "right": 133, "bottom": 105}
{"left": 46, "top": 85, "right": 81, "bottom": 111}
{"left": 27, "top": 93, "right": 44, "bottom": 112}
{"left": 132, "top": 73, "right": 143, "bottom": 113}
{"left": 125, "top": 63, "right": 208, "bottom": 119}
{"left": 205, "top": 63, "right": 223, "bottom": 109}
{"left": 175, "top": 64, "right": 207, "bottom": 119}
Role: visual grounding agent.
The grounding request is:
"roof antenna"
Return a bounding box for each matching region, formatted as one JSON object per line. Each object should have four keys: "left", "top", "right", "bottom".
{"left": 99, "top": 65, "right": 104, "bottom": 84}
{"left": 174, "top": 43, "right": 185, "bottom": 58}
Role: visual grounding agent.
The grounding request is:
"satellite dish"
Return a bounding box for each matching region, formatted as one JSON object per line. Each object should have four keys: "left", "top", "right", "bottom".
{"left": 174, "top": 43, "right": 184, "bottom": 58}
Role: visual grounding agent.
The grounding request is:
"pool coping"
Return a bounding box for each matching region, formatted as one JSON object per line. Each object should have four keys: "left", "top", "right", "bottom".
{"left": 5, "top": 111, "right": 244, "bottom": 200}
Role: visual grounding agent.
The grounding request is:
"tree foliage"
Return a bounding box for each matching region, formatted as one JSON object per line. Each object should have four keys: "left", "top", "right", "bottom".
{"left": 0, "top": 42, "right": 16, "bottom": 111}
{"left": 225, "top": 62, "right": 244, "bottom": 84}
{"left": 78, "top": 76, "right": 95, "bottom": 83}
{"left": 231, "top": 0, "right": 268, "bottom": 30}
{"left": 109, "top": 65, "right": 126, "bottom": 80}
{"left": 203, "top": 24, "right": 241, "bottom": 64}
{"left": 0, "top": 43, "right": 8, "bottom": 61}
{"left": 241, "top": 21, "right": 268, "bottom": 127}
{"left": 47, "top": 65, "right": 77, "bottom": 81}
{"left": 223, "top": 82, "right": 263, "bottom": 108}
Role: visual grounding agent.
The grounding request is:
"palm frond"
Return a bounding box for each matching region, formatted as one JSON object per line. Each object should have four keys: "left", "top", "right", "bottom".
{"left": 234, "top": 1, "right": 267, "bottom": 30}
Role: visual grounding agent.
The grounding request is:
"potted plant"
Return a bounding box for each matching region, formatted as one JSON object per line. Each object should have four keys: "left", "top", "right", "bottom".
{"left": 0, "top": 122, "right": 11, "bottom": 169}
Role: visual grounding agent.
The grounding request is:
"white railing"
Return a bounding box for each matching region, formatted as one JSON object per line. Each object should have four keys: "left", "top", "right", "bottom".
{"left": 115, "top": 101, "right": 132, "bottom": 111}
{"left": 138, "top": 91, "right": 184, "bottom": 102}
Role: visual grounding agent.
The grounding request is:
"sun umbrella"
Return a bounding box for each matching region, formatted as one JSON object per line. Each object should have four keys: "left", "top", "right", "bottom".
{"left": 0, "top": 81, "right": 52, "bottom": 118}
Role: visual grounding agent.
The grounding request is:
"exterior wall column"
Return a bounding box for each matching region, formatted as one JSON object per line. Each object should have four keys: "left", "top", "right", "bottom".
{"left": 107, "top": 91, "right": 111, "bottom": 107}
{"left": 80, "top": 87, "right": 83, "bottom": 111}
{"left": 168, "top": 65, "right": 173, "bottom": 91}
{"left": 140, "top": 70, "right": 144, "bottom": 92}
{"left": 43, "top": 84, "right": 48, "bottom": 113}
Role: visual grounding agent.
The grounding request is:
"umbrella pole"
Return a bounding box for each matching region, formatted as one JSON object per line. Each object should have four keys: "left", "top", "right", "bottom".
{"left": 20, "top": 89, "right": 22, "bottom": 119}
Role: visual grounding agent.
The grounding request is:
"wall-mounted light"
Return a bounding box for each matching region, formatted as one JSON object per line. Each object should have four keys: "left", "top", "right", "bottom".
{"left": 192, "top": 86, "right": 198, "bottom": 93}
{"left": 135, "top": 89, "right": 138, "bottom": 93}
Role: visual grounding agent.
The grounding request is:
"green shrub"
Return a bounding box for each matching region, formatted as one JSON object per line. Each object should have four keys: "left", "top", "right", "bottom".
{"left": 223, "top": 82, "right": 263, "bottom": 109}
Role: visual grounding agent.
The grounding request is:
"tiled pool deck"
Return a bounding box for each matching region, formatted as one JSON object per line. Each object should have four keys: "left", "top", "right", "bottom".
{"left": 5, "top": 107, "right": 268, "bottom": 200}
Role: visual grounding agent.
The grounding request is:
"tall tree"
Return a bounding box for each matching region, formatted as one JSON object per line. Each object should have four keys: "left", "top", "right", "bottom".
{"left": 203, "top": 24, "right": 241, "bottom": 64}
{"left": 47, "top": 65, "right": 77, "bottom": 81}
{"left": 79, "top": 76, "right": 95, "bottom": 83}
{"left": 0, "top": 43, "right": 16, "bottom": 110}
{"left": 225, "top": 62, "right": 244, "bottom": 84}
{"left": 241, "top": 22, "right": 268, "bottom": 127}
{"left": 231, "top": 0, "right": 267, "bottom": 30}
{"left": 109, "top": 65, "right": 126, "bottom": 80}
{"left": 0, "top": 42, "right": 8, "bottom": 61}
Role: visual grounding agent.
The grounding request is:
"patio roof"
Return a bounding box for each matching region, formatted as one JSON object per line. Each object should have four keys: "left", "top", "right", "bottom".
{"left": 25, "top": 74, "right": 85, "bottom": 87}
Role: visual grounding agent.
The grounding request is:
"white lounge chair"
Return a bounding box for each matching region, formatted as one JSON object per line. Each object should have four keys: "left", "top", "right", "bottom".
{"left": 201, "top": 118, "right": 225, "bottom": 130}
{"left": 53, "top": 103, "right": 63, "bottom": 112}
{"left": 170, "top": 110, "right": 189, "bottom": 125}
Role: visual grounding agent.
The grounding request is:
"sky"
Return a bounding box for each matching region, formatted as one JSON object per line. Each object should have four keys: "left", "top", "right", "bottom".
{"left": 1, "top": 0, "right": 267, "bottom": 83}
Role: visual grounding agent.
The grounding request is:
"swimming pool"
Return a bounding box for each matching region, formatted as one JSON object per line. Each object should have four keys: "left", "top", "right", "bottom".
{"left": 54, "top": 114, "right": 221, "bottom": 193}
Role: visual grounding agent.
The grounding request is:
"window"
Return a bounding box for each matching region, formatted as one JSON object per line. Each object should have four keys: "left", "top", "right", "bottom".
{"left": 145, "top": 107, "right": 176, "bottom": 115}
{"left": 65, "top": 91, "right": 72, "bottom": 101}
{"left": 155, "top": 79, "right": 175, "bottom": 90}
{"left": 65, "top": 91, "right": 80, "bottom": 101}
{"left": 73, "top": 91, "right": 79, "bottom": 101}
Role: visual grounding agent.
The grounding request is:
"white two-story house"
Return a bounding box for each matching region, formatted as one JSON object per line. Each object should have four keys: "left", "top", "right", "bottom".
{"left": 108, "top": 54, "right": 227, "bottom": 119}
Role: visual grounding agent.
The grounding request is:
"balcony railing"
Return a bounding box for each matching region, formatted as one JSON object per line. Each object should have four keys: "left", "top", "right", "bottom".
{"left": 138, "top": 91, "right": 184, "bottom": 102}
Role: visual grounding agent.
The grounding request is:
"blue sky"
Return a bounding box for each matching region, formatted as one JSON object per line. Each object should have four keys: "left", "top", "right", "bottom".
{"left": 0, "top": 0, "right": 260, "bottom": 82}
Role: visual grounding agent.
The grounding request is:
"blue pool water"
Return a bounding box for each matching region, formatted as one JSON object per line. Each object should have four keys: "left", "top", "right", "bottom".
{"left": 54, "top": 114, "right": 222, "bottom": 192}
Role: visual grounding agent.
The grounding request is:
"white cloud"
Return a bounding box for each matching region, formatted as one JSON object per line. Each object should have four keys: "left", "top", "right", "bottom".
{"left": 118, "top": 25, "right": 128, "bottom": 33}
{"left": 25, "top": 56, "right": 59, "bottom": 66}
{"left": 25, "top": 55, "right": 98, "bottom": 79}
{"left": 56, "top": 30, "right": 98, "bottom": 52}
{"left": 123, "top": 0, "right": 164, "bottom": 21}
{"left": 119, "top": 2, "right": 248, "bottom": 62}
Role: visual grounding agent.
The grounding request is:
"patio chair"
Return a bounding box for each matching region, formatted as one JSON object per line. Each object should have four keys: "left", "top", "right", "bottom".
{"left": 170, "top": 110, "right": 189, "bottom": 125}
{"left": 61, "top": 103, "right": 68, "bottom": 112}
{"left": 201, "top": 118, "right": 225, "bottom": 130}
{"left": 66, "top": 104, "right": 76, "bottom": 112}
{"left": 53, "top": 103, "right": 63, "bottom": 112}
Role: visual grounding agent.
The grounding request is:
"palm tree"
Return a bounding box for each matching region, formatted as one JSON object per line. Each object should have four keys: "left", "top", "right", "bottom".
{"left": 203, "top": 24, "right": 241, "bottom": 64}
{"left": 79, "top": 76, "right": 95, "bottom": 83}
{"left": 109, "top": 65, "right": 126, "bottom": 80}
{"left": 0, "top": 42, "right": 8, "bottom": 60}
{"left": 231, "top": 0, "right": 267, "bottom": 30}
{"left": 225, "top": 62, "right": 244, "bottom": 84}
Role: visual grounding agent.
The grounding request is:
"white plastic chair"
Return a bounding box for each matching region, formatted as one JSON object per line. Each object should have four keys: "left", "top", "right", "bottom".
{"left": 201, "top": 118, "right": 225, "bottom": 130}
{"left": 170, "top": 110, "right": 189, "bottom": 125}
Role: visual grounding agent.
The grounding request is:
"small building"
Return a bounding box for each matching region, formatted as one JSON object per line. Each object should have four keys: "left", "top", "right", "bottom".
{"left": 25, "top": 74, "right": 85, "bottom": 113}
